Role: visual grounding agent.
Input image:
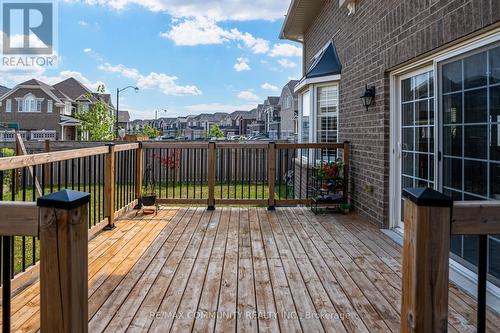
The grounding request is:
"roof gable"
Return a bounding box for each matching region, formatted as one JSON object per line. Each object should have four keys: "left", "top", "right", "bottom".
{"left": 54, "top": 78, "right": 92, "bottom": 101}
{"left": 306, "top": 41, "right": 342, "bottom": 78}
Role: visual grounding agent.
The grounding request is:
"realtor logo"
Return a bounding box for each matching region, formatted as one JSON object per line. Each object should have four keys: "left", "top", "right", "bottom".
{"left": 1, "top": 0, "right": 58, "bottom": 67}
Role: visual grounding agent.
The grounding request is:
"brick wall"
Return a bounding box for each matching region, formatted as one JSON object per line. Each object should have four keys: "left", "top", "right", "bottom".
{"left": 302, "top": 0, "right": 500, "bottom": 226}
{"left": 0, "top": 88, "right": 62, "bottom": 131}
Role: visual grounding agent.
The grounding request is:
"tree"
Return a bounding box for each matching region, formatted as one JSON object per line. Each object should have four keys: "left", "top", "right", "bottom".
{"left": 75, "top": 85, "right": 115, "bottom": 141}
{"left": 142, "top": 124, "right": 161, "bottom": 139}
{"left": 209, "top": 124, "right": 224, "bottom": 139}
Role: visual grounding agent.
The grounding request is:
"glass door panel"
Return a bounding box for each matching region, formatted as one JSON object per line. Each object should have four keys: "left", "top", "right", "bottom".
{"left": 440, "top": 44, "right": 500, "bottom": 283}
{"left": 399, "top": 70, "right": 435, "bottom": 223}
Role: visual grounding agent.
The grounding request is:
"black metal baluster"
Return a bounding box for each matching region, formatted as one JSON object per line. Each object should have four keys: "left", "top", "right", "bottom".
{"left": 186, "top": 148, "right": 190, "bottom": 199}
{"left": 477, "top": 235, "right": 487, "bottom": 333}
{"left": 2, "top": 236, "right": 11, "bottom": 333}
{"left": 77, "top": 158, "right": 81, "bottom": 191}
{"left": 10, "top": 167, "right": 15, "bottom": 201}
{"left": 91, "top": 156, "right": 95, "bottom": 227}
{"left": 180, "top": 149, "right": 184, "bottom": 198}
{"left": 166, "top": 148, "right": 170, "bottom": 199}
{"left": 240, "top": 148, "right": 244, "bottom": 199}
{"left": 299, "top": 149, "right": 303, "bottom": 199}
{"left": 255, "top": 149, "right": 258, "bottom": 199}
{"left": 63, "top": 160, "right": 68, "bottom": 189}
{"left": 99, "top": 155, "right": 103, "bottom": 222}
{"left": 247, "top": 149, "right": 251, "bottom": 199}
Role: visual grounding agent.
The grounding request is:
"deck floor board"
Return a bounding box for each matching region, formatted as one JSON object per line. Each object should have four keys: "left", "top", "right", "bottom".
{"left": 2, "top": 207, "right": 499, "bottom": 332}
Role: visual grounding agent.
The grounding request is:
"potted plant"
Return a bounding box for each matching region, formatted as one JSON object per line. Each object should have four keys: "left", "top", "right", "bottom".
{"left": 317, "top": 158, "right": 344, "bottom": 181}
{"left": 339, "top": 203, "right": 352, "bottom": 215}
{"left": 141, "top": 165, "right": 157, "bottom": 207}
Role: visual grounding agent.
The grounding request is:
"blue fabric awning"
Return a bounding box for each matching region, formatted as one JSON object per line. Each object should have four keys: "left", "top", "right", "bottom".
{"left": 306, "top": 41, "right": 342, "bottom": 79}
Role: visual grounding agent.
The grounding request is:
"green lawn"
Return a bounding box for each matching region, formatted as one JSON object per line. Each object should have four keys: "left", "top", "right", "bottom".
{"left": 1, "top": 181, "right": 296, "bottom": 277}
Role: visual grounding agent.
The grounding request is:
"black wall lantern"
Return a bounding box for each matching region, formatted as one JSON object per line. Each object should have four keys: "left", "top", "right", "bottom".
{"left": 360, "top": 85, "right": 376, "bottom": 111}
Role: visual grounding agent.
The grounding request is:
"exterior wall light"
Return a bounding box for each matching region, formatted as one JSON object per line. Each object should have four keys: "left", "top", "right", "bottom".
{"left": 361, "top": 85, "right": 375, "bottom": 111}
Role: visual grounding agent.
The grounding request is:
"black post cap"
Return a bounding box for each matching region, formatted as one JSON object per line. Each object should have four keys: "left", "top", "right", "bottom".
{"left": 402, "top": 188, "right": 453, "bottom": 208}
{"left": 37, "top": 190, "right": 91, "bottom": 210}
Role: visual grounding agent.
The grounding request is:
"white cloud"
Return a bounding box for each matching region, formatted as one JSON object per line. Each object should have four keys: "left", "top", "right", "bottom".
{"left": 237, "top": 90, "right": 260, "bottom": 102}
{"left": 278, "top": 59, "right": 297, "bottom": 69}
{"left": 233, "top": 57, "right": 250, "bottom": 72}
{"left": 261, "top": 82, "right": 279, "bottom": 92}
{"left": 160, "top": 17, "right": 230, "bottom": 46}
{"left": 63, "top": 0, "right": 288, "bottom": 21}
{"left": 40, "top": 71, "right": 106, "bottom": 91}
{"left": 161, "top": 17, "right": 269, "bottom": 54}
{"left": 78, "top": 20, "right": 88, "bottom": 26}
{"left": 99, "top": 62, "right": 202, "bottom": 96}
{"left": 83, "top": 48, "right": 92, "bottom": 53}
{"left": 269, "top": 43, "right": 302, "bottom": 58}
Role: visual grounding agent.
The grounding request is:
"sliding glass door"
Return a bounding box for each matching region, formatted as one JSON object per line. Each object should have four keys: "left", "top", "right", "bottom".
{"left": 440, "top": 44, "right": 500, "bottom": 281}
{"left": 394, "top": 42, "right": 500, "bottom": 283}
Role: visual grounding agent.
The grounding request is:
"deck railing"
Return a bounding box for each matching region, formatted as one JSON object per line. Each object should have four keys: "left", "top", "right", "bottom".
{"left": 142, "top": 141, "right": 350, "bottom": 208}
{"left": 0, "top": 141, "right": 349, "bottom": 333}
{"left": 401, "top": 188, "right": 500, "bottom": 333}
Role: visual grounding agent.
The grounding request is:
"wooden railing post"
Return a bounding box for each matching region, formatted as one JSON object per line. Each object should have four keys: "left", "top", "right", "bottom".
{"left": 401, "top": 188, "right": 453, "bottom": 333}
{"left": 38, "top": 189, "right": 90, "bottom": 333}
{"left": 104, "top": 143, "right": 116, "bottom": 230}
{"left": 135, "top": 142, "right": 143, "bottom": 201}
{"left": 268, "top": 142, "right": 276, "bottom": 210}
{"left": 207, "top": 142, "right": 216, "bottom": 210}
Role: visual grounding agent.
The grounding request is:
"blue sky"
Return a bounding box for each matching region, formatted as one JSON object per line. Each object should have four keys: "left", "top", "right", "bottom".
{"left": 1, "top": 0, "right": 302, "bottom": 120}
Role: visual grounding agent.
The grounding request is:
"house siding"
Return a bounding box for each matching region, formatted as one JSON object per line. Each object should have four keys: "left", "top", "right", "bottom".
{"left": 0, "top": 88, "right": 62, "bottom": 132}
{"left": 302, "top": 0, "right": 500, "bottom": 226}
{"left": 279, "top": 86, "right": 298, "bottom": 139}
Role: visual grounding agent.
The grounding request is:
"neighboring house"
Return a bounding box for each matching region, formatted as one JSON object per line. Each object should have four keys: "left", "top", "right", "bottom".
{"left": 234, "top": 109, "right": 257, "bottom": 136}
{"left": 0, "top": 79, "right": 76, "bottom": 141}
{"left": 118, "top": 111, "right": 130, "bottom": 131}
{"left": 263, "top": 96, "right": 281, "bottom": 140}
{"left": 185, "top": 126, "right": 205, "bottom": 140}
{"left": 248, "top": 104, "right": 266, "bottom": 136}
{"left": 278, "top": 80, "right": 299, "bottom": 141}
{"left": 0, "top": 85, "right": 10, "bottom": 97}
{"left": 281, "top": 0, "right": 500, "bottom": 283}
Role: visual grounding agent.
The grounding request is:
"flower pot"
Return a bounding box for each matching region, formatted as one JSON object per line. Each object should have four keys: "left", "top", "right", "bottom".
{"left": 141, "top": 195, "right": 157, "bottom": 207}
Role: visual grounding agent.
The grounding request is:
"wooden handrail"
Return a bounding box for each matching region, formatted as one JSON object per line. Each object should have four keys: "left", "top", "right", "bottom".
{"left": 0, "top": 146, "right": 108, "bottom": 171}
{"left": 0, "top": 202, "right": 38, "bottom": 237}
{"left": 452, "top": 201, "right": 500, "bottom": 235}
{"left": 276, "top": 143, "right": 345, "bottom": 149}
{"left": 114, "top": 143, "right": 140, "bottom": 152}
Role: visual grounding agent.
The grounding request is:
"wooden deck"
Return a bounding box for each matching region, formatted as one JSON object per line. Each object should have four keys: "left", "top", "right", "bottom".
{"left": 2, "top": 207, "right": 499, "bottom": 332}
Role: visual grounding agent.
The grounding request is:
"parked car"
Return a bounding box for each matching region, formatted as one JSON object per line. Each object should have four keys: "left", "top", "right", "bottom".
{"left": 248, "top": 134, "right": 269, "bottom": 141}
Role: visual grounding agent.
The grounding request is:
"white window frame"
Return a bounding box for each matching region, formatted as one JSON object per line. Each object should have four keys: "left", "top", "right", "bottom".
{"left": 18, "top": 93, "right": 43, "bottom": 112}
{"left": 47, "top": 100, "right": 53, "bottom": 113}
{"left": 389, "top": 29, "right": 500, "bottom": 304}
{"left": 6, "top": 99, "right": 11, "bottom": 112}
{"left": 390, "top": 65, "right": 436, "bottom": 230}
{"left": 315, "top": 83, "right": 340, "bottom": 145}
{"left": 389, "top": 29, "right": 500, "bottom": 229}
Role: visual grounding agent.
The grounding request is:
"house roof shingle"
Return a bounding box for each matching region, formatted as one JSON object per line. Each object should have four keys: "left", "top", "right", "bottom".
{"left": 0, "top": 85, "right": 10, "bottom": 97}
{"left": 54, "top": 77, "right": 93, "bottom": 101}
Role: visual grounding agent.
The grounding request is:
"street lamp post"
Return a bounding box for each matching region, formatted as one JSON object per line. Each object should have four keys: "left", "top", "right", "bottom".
{"left": 116, "top": 86, "right": 139, "bottom": 139}
{"left": 155, "top": 109, "right": 168, "bottom": 134}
